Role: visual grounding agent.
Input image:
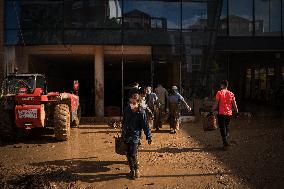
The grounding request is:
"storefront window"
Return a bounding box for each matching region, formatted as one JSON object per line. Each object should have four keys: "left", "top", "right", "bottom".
{"left": 181, "top": 30, "right": 208, "bottom": 83}
{"left": 5, "top": 1, "right": 19, "bottom": 29}
{"left": 23, "top": 30, "right": 63, "bottom": 45}
{"left": 267, "top": 67, "right": 275, "bottom": 76}
{"left": 270, "top": 0, "right": 281, "bottom": 36}
{"left": 5, "top": 30, "right": 19, "bottom": 44}
{"left": 182, "top": 2, "right": 207, "bottom": 30}
{"left": 219, "top": 0, "right": 228, "bottom": 36}
{"left": 5, "top": 1, "right": 20, "bottom": 44}
{"left": 123, "top": 0, "right": 181, "bottom": 29}
{"left": 252, "top": 68, "right": 260, "bottom": 99}
{"left": 5, "top": 0, "right": 64, "bottom": 45}
{"left": 267, "top": 67, "right": 275, "bottom": 100}
{"left": 64, "top": 0, "right": 122, "bottom": 29}
{"left": 152, "top": 45, "right": 181, "bottom": 89}
{"left": 122, "top": 0, "right": 180, "bottom": 45}
{"left": 260, "top": 68, "right": 267, "bottom": 90}
{"left": 245, "top": 68, "right": 251, "bottom": 98}
{"left": 255, "top": 68, "right": 260, "bottom": 79}
{"left": 255, "top": 0, "right": 269, "bottom": 36}
{"left": 123, "top": 29, "right": 180, "bottom": 45}
{"left": 229, "top": 0, "right": 253, "bottom": 36}
{"left": 64, "top": 29, "right": 121, "bottom": 45}
{"left": 246, "top": 68, "right": 252, "bottom": 78}
{"left": 182, "top": 30, "right": 208, "bottom": 47}
{"left": 21, "top": 1, "right": 63, "bottom": 29}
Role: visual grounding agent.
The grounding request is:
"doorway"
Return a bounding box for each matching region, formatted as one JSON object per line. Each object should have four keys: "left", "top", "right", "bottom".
{"left": 104, "top": 53, "right": 151, "bottom": 113}
{"left": 29, "top": 54, "right": 94, "bottom": 116}
{"left": 104, "top": 45, "right": 180, "bottom": 116}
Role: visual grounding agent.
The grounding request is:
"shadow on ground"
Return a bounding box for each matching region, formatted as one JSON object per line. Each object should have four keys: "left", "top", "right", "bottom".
{"left": 0, "top": 128, "right": 63, "bottom": 147}
{"left": 80, "top": 130, "right": 120, "bottom": 134}
{"left": 3, "top": 157, "right": 128, "bottom": 188}
{"left": 182, "top": 113, "right": 284, "bottom": 189}
{"left": 140, "top": 146, "right": 222, "bottom": 153}
{"left": 11, "top": 157, "right": 232, "bottom": 186}
{"left": 24, "top": 157, "right": 129, "bottom": 183}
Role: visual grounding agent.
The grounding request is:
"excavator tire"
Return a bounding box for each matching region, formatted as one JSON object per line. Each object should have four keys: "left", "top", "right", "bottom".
{"left": 54, "top": 104, "right": 70, "bottom": 141}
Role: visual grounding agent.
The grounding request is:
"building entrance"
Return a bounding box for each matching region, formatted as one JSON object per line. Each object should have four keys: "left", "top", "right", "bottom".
{"left": 23, "top": 45, "right": 181, "bottom": 117}
{"left": 29, "top": 55, "right": 94, "bottom": 116}
{"left": 104, "top": 53, "right": 151, "bottom": 115}
{"left": 104, "top": 45, "right": 181, "bottom": 116}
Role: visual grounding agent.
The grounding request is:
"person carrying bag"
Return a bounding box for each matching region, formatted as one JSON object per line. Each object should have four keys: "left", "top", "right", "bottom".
{"left": 212, "top": 80, "right": 239, "bottom": 150}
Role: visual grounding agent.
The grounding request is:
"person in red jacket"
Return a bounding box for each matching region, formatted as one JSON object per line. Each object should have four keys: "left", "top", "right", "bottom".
{"left": 212, "top": 80, "right": 238, "bottom": 150}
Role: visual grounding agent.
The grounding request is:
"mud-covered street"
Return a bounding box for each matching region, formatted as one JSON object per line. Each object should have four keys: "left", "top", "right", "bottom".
{"left": 0, "top": 115, "right": 284, "bottom": 189}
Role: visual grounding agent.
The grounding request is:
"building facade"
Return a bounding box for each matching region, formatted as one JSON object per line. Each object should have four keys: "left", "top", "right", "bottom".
{"left": 1, "top": 0, "right": 283, "bottom": 116}
{"left": 216, "top": 0, "right": 284, "bottom": 106}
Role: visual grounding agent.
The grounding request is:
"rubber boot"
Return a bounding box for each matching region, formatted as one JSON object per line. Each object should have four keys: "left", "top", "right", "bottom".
{"left": 176, "top": 120, "right": 180, "bottom": 131}
{"left": 134, "top": 156, "right": 141, "bottom": 178}
{"left": 127, "top": 156, "right": 135, "bottom": 179}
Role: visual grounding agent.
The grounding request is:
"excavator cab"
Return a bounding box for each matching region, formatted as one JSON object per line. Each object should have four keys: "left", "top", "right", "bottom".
{"left": 1, "top": 74, "right": 47, "bottom": 97}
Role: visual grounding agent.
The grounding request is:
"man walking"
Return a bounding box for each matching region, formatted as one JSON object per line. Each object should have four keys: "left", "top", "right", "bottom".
{"left": 122, "top": 96, "right": 152, "bottom": 179}
{"left": 145, "top": 87, "right": 160, "bottom": 131}
{"left": 155, "top": 84, "right": 168, "bottom": 112}
{"left": 167, "top": 86, "right": 191, "bottom": 133}
{"left": 212, "top": 80, "right": 238, "bottom": 150}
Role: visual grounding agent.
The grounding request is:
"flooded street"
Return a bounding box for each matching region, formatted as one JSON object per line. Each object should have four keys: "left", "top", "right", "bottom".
{"left": 0, "top": 116, "right": 283, "bottom": 189}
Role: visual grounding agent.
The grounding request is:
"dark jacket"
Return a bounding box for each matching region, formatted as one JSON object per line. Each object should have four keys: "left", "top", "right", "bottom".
{"left": 122, "top": 105, "right": 152, "bottom": 144}
{"left": 146, "top": 93, "right": 158, "bottom": 110}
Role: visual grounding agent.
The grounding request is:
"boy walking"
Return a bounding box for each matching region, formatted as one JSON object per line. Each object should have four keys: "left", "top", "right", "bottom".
{"left": 212, "top": 80, "right": 238, "bottom": 150}
{"left": 122, "top": 96, "right": 152, "bottom": 179}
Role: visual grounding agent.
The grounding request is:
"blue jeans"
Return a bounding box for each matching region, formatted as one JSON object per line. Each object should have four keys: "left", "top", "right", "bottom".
{"left": 126, "top": 142, "right": 138, "bottom": 157}
{"left": 126, "top": 142, "right": 139, "bottom": 171}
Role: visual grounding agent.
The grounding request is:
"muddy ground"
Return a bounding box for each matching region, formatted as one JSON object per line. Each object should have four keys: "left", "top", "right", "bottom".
{"left": 0, "top": 115, "right": 283, "bottom": 189}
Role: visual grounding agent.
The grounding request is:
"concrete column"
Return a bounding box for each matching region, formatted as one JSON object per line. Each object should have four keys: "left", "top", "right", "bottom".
{"left": 94, "top": 46, "right": 104, "bottom": 117}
